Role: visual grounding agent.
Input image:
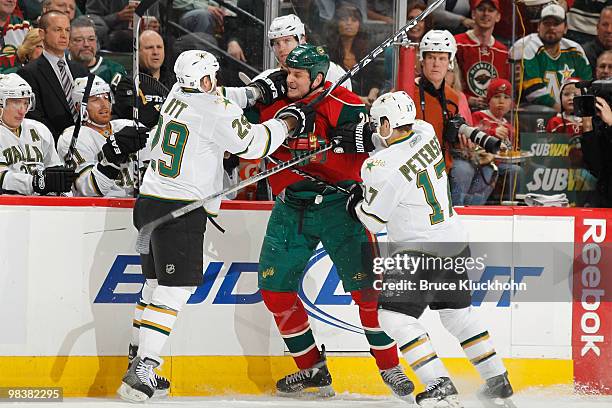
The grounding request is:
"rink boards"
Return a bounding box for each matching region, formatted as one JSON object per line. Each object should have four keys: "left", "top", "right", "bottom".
{"left": 0, "top": 197, "right": 610, "bottom": 396}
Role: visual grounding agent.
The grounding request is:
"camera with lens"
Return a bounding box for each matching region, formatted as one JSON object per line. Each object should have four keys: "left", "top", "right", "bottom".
{"left": 444, "top": 115, "right": 502, "bottom": 153}
{"left": 574, "top": 79, "right": 612, "bottom": 117}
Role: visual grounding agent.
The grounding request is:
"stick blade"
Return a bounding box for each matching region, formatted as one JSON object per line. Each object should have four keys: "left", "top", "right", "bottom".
{"left": 135, "top": 226, "right": 153, "bottom": 254}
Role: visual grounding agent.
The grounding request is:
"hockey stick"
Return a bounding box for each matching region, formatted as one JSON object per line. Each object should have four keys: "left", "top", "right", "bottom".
{"left": 132, "top": 0, "right": 159, "bottom": 196}
{"left": 136, "top": 143, "right": 334, "bottom": 254}
{"left": 216, "top": 0, "right": 264, "bottom": 26}
{"left": 64, "top": 73, "right": 95, "bottom": 169}
{"left": 267, "top": 156, "right": 350, "bottom": 194}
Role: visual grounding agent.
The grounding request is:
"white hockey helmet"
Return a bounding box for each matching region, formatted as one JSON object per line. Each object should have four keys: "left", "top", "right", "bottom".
{"left": 0, "top": 73, "right": 35, "bottom": 111}
{"left": 268, "top": 14, "right": 305, "bottom": 45}
{"left": 370, "top": 91, "right": 417, "bottom": 138}
{"left": 174, "top": 50, "right": 220, "bottom": 93}
{"left": 419, "top": 29, "right": 457, "bottom": 69}
{"left": 72, "top": 75, "right": 113, "bottom": 106}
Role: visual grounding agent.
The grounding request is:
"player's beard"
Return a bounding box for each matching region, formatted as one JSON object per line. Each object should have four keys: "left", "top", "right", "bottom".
{"left": 540, "top": 35, "right": 561, "bottom": 47}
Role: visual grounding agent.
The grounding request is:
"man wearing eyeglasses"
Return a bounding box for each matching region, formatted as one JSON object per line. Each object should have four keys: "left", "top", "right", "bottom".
{"left": 68, "top": 16, "right": 127, "bottom": 87}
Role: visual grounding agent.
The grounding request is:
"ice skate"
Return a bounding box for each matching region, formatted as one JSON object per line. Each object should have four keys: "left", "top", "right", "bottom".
{"left": 380, "top": 364, "right": 415, "bottom": 403}
{"left": 128, "top": 344, "right": 170, "bottom": 397}
{"left": 416, "top": 377, "right": 463, "bottom": 408}
{"left": 477, "top": 372, "right": 516, "bottom": 408}
{"left": 276, "top": 345, "right": 335, "bottom": 398}
{"left": 117, "top": 356, "right": 159, "bottom": 403}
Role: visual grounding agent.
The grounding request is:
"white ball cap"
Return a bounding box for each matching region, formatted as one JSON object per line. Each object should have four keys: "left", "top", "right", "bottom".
{"left": 540, "top": 3, "right": 565, "bottom": 22}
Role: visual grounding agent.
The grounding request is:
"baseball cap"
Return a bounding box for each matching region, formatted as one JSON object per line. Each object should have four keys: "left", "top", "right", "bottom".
{"left": 471, "top": 0, "right": 500, "bottom": 11}
{"left": 486, "top": 78, "right": 512, "bottom": 102}
{"left": 540, "top": 3, "right": 565, "bottom": 22}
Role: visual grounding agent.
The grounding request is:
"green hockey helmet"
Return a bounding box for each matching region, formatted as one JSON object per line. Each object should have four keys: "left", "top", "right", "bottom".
{"left": 285, "top": 44, "right": 330, "bottom": 83}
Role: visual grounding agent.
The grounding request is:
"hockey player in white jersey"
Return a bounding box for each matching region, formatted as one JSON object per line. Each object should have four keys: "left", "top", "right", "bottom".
{"left": 57, "top": 75, "right": 148, "bottom": 197}
{"left": 0, "top": 73, "right": 77, "bottom": 195}
{"left": 346, "top": 92, "right": 515, "bottom": 408}
{"left": 118, "top": 50, "right": 307, "bottom": 403}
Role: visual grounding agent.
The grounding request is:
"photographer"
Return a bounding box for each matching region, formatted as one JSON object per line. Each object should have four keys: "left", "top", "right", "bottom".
{"left": 412, "top": 29, "right": 495, "bottom": 205}
{"left": 581, "top": 95, "right": 612, "bottom": 206}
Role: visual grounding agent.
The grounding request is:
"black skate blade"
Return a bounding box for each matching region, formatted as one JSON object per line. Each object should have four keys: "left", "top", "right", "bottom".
{"left": 277, "top": 385, "right": 335, "bottom": 399}
{"left": 418, "top": 395, "right": 463, "bottom": 408}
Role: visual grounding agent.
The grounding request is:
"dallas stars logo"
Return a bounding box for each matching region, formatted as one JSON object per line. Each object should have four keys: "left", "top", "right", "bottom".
{"left": 559, "top": 64, "right": 575, "bottom": 81}
{"left": 366, "top": 161, "right": 375, "bottom": 171}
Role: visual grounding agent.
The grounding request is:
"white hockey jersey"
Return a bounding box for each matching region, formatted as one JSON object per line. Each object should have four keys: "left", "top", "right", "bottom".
{"left": 0, "top": 119, "right": 61, "bottom": 195}
{"left": 357, "top": 120, "right": 467, "bottom": 253}
{"left": 57, "top": 119, "right": 150, "bottom": 197}
{"left": 139, "top": 85, "right": 289, "bottom": 214}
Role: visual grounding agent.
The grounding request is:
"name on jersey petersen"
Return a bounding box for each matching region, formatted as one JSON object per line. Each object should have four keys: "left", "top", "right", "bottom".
{"left": 398, "top": 135, "right": 442, "bottom": 181}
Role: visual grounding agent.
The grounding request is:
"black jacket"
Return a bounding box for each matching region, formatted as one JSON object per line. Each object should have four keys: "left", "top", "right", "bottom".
{"left": 582, "top": 118, "right": 612, "bottom": 207}
{"left": 18, "top": 55, "right": 88, "bottom": 142}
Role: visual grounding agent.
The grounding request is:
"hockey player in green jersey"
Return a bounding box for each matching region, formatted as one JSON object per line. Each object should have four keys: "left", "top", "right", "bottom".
{"left": 510, "top": 3, "right": 592, "bottom": 110}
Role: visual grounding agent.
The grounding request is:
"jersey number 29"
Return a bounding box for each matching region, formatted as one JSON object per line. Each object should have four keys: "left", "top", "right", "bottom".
{"left": 151, "top": 119, "right": 189, "bottom": 178}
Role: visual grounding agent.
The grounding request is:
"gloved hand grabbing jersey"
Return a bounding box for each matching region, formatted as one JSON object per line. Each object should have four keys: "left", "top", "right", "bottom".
{"left": 275, "top": 102, "right": 316, "bottom": 137}
{"left": 102, "top": 126, "right": 148, "bottom": 165}
{"left": 32, "top": 166, "right": 78, "bottom": 195}
{"left": 250, "top": 70, "right": 288, "bottom": 105}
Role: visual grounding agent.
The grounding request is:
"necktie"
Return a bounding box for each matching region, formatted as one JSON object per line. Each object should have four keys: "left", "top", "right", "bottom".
{"left": 57, "top": 59, "right": 78, "bottom": 122}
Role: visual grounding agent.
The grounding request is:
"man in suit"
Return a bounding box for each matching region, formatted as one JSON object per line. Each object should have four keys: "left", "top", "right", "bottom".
{"left": 19, "top": 11, "right": 88, "bottom": 142}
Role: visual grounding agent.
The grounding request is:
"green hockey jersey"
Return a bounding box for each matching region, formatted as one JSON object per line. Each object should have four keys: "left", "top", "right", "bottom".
{"left": 509, "top": 33, "right": 592, "bottom": 107}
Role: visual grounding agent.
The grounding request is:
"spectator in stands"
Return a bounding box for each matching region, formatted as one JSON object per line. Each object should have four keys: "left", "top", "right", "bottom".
{"left": 113, "top": 30, "right": 174, "bottom": 128}
{"left": 472, "top": 78, "right": 513, "bottom": 142}
{"left": 383, "top": 0, "right": 433, "bottom": 86}
{"left": 172, "top": 0, "right": 225, "bottom": 37}
{"left": 595, "top": 49, "right": 612, "bottom": 80}
{"left": 42, "top": 0, "right": 77, "bottom": 21}
{"left": 429, "top": 0, "right": 473, "bottom": 34}
{"left": 0, "top": 0, "right": 31, "bottom": 73}
{"left": 68, "top": 16, "right": 127, "bottom": 87}
{"left": 0, "top": 72, "right": 77, "bottom": 196}
{"left": 446, "top": 57, "right": 472, "bottom": 125}
{"left": 566, "top": 0, "right": 608, "bottom": 44}
{"left": 86, "top": 0, "right": 159, "bottom": 52}
{"left": 583, "top": 6, "right": 612, "bottom": 77}
{"left": 455, "top": 0, "right": 508, "bottom": 112}
{"left": 509, "top": 3, "right": 592, "bottom": 111}
{"left": 412, "top": 29, "right": 494, "bottom": 205}
{"left": 18, "top": 11, "right": 88, "bottom": 141}
{"left": 471, "top": 78, "right": 522, "bottom": 203}
{"left": 545, "top": 78, "right": 583, "bottom": 135}
{"left": 16, "top": 27, "right": 43, "bottom": 66}
{"left": 327, "top": 3, "right": 381, "bottom": 107}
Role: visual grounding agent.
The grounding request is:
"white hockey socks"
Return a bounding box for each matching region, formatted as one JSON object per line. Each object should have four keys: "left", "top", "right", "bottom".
{"left": 439, "top": 307, "right": 507, "bottom": 380}
{"left": 138, "top": 285, "right": 194, "bottom": 365}
{"left": 132, "top": 279, "right": 158, "bottom": 346}
{"left": 379, "top": 309, "right": 449, "bottom": 385}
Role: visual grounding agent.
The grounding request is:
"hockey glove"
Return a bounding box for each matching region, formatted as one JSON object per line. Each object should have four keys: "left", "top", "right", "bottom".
{"left": 139, "top": 101, "right": 162, "bottom": 129}
{"left": 32, "top": 166, "right": 78, "bottom": 195}
{"left": 102, "top": 126, "right": 148, "bottom": 165}
{"left": 331, "top": 121, "right": 376, "bottom": 153}
{"left": 345, "top": 183, "right": 364, "bottom": 222}
{"left": 250, "top": 70, "right": 288, "bottom": 105}
{"left": 275, "top": 102, "right": 315, "bottom": 137}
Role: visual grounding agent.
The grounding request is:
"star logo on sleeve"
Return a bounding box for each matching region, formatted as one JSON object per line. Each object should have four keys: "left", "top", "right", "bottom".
{"left": 366, "top": 161, "right": 375, "bottom": 171}
{"left": 558, "top": 64, "right": 575, "bottom": 81}
{"left": 215, "top": 97, "right": 233, "bottom": 109}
